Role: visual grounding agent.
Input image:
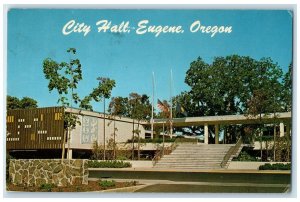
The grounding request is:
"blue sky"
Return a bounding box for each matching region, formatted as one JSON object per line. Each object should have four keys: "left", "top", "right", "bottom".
{"left": 7, "top": 9, "right": 293, "bottom": 113}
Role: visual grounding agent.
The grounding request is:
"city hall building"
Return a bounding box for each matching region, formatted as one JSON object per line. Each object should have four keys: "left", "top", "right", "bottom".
{"left": 6, "top": 107, "right": 149, "bottom": 158}
{"left": 6, "top": 106, "right": 291, "bottom": 159}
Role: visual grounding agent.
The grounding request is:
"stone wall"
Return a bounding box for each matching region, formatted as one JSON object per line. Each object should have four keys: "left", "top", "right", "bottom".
{"left": 9, "top": 159, "right": 88, "bottom": 186}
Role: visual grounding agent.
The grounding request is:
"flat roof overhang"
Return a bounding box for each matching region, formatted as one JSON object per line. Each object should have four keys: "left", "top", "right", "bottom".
{"left": 151, "top": 112, "right": 291, "bottom": 127}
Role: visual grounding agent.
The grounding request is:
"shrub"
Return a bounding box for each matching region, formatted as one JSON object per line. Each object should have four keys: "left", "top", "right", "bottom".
{"left": 99, "top": 180, "right": 116, "bottom": 188}
{"left": 40, "top": 183, "right": 55, "bottom": 192}
{"left": 235, "top": 151, "right": 257, "bottom": 161}
{"left": 259, "top": 163, "right": 291, "bottom": 170}
{"left": 254, "top": 136, "right": 274, "bottom": 142}
{"left": 116, "top": 156, "right": 129, "bottom": 160}
{"left": 88, "top": 160, "right": 132, "bottom": 168}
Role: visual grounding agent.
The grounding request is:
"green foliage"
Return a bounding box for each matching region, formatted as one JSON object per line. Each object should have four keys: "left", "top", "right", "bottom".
{"left": 19, "top": 97, "right": 38, "bottom": 109}
{"left": 115, "top": 155, "right": 130, "bottom": 160}
{"left": 173, "top": 92, "right": 196, "bottom": 117}
{"left": 40, "top": 183, "right": 55, "bottom": 192}
{"left": 235, "top": 151, "right": 258, "bottom": 161}
{"left": 43, "top": 48, "right": 83, "bottom": 105}
{"left": 89, "top": 77, "right": 116, "bottom": 102}
{"left": 183, "top": 55, "right": 288, "bottom": 117}
{"left": 108, "top": 96, "right": 130, "bottom": 117}
{"left": 90, "top": 141, "right": 104, "bottom": 160}
{"left": 115, "top": 145, "right": 132, "bottom": 160}
{"left": 63, "top": 113, "right": 80, "bottom": 130}
{"left": 88, "top": 160, "right": 132, "bottom": 168}
{"left": 108, "top": 93, "right": 151, "bottom": 160}
{"left": 7, "top": 95, "right": 38, "bottom": 110}
{"left": 129, "top": 93, "right": 152, "bottom": 121}
{"left": 275, "top": 136, "right": 291, "bottom": 162}
{"left": 108, "top": 93, "right": 152, "bottom": 121}
{"left": 174, "top": 55, "right": 291, "bottom": 144}
{"left": 98, "top": 180, "right": 116, "bottom": 188}
{"left": 254, "top": 136, "right": 274, "bottom": 142}
{"left": 42, "top": 48, "right": 84, "bottom": 130}
{"left": 282, "top": 63, "right": 292, "bottom": 111}
{"left": 79, "top": 95, "right": 93, "bottom": 111}
{"left": 259, "top": 163, "right": 291, "bottom": 170}
{"left": 7, "top": 96, "right": 20, "bottom": 110}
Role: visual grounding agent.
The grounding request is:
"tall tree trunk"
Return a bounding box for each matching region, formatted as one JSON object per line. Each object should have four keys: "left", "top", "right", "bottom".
{"left": 260, "top": 127, "right": 263, "bottom": 161}
{"left": 67, "top": 129, "right": 71, "bottom": 161}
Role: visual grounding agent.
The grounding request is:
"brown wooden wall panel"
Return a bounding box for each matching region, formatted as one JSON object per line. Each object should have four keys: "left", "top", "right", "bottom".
{"left": 6, "top": 107, "right": 65, "bottom": 150}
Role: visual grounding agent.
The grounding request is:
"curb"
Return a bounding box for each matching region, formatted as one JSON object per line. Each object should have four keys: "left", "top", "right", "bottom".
{"left": 98, "top": 184, "right": 150, "bottom": 192}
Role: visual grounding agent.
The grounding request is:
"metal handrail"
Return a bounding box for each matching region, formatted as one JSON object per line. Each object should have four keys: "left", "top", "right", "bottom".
{"left": 220, "top": 137, "right": 243, "bottom": 168}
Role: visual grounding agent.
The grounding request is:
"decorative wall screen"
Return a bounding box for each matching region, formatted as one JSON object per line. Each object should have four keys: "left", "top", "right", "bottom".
{"left": 81, "top": 116, "right": 98, "bottom": 144}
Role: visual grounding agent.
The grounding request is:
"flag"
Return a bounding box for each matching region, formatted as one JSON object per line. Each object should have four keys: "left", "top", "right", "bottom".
{"left": 157, "top": 99, "right": 169, "bottom": 112}
{"left": 176, "top": 103, "right": 188, "bottom": 117}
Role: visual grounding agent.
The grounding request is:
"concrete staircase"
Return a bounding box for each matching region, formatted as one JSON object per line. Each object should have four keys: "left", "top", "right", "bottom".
{"left": 154, "top": 143, "right": 235, "bottom": 169}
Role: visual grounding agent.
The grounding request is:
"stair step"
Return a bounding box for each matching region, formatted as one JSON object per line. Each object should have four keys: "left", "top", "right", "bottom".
{"left": 155, "top": 166, "right": 222, "bottom": 169}
{"left": 154, "top": 143, "right": 242, "bottom": 170}
{"left": 156, "top": 164, "right": 221, "bottom": 166}
{"left": 162, "top": 159, "right": 223, "bottom": 161}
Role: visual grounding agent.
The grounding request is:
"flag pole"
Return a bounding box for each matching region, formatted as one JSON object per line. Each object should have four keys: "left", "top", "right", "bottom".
{"left": 151, "top": 72, "right": 155, "bottom": 139}
{"left": 170, "top": 69, "right": 173, "bottom": 138}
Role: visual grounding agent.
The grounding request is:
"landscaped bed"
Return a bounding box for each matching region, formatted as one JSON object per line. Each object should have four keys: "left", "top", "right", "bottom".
{"left": 7, "top": 180, "right": 138, "bottom": 192}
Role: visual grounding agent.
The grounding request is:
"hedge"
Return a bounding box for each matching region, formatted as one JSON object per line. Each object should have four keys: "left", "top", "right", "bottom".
{"left": 88, "top": 160, "right": 132, "bottom": 168}
{"left": 258, "top": 163, "right": 291, "bottom": 170}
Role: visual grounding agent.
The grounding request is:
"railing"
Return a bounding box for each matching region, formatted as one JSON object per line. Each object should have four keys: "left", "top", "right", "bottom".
{"left": 220, "top": 137, "right": 243, "bottom": 168}
{"left": 152, "top": 138, "right": 179, "bottom": 166}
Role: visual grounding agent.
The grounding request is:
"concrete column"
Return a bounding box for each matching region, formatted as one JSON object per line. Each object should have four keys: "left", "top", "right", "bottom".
{"left": 215, "top": 124, "right": 219, "bottom": 144}
{"left": 280, "top": 122, "right": 285, "bottom": 137}
{"left": 67, "top": 149, "right": 73, "bottom": 159}
{"left": 204, "top": 123, "right": 209, "bottom": 144}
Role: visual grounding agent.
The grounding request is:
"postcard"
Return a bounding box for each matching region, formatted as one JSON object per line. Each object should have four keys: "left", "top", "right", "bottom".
{"left": 5, "top": 7, "right": 293, "bottom": 195}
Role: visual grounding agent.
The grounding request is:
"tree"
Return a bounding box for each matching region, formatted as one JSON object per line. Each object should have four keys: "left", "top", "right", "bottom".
{"left": 183, "top": 55, "right": 288, "bottom": 144}
{"left": 107, "top": 93, "right": 151, "bottom": 160}
{"left": 7, "top": 95, "right": 38, "bottom": 110}
{"left": 129, "top": 93, "right": 151, "bottom": 160}
{"left": 89, "top": 77, "right": 116, "bottom": 160}
{"left": 79, "top": 95, "right": 93, "bottom": 111}
{"left": 184, "top": 55, "right": 286, "bottom": 116}
{"left": 43, "top": 48, "right": 83, "bottom": 161}
{"left": 108, "top": 96, "right": 130, "bottom": 159}
{"left": 20, "top": 97, "right": 38, "bottom": 109}
{"left": 245, "top": 58, "right": 285, "bottom": 161}
{"left": 7, "top": 96, "right": 21, "bottom": 110}
{"left": 282, "top": 63, "right": 292, "bottom": 112}
{"left": 108, "top": 96, "right": 130, "bottom": 117}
